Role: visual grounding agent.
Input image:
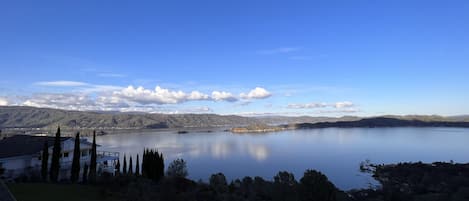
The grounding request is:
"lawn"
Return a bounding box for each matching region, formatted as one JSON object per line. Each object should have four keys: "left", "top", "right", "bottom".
{"left": 7, "top": 183, "right": 110, "bottom": 201}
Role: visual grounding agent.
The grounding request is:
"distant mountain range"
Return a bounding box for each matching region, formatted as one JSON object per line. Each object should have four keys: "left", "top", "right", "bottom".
{"left": 1, "top": 106, "right": 469, "bottom": 130}
{"left": 293, "top": 117, "right": 469, "bottom": 129}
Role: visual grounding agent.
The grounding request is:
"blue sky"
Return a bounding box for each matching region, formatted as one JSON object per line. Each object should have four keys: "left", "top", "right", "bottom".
{"left": 1, "top": 0, "right": 468, "bottom": 116}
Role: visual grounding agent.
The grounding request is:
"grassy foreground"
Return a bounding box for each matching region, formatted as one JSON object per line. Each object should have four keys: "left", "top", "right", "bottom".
{"left": 7, "top": 183, "right": 110, "bottom": 201}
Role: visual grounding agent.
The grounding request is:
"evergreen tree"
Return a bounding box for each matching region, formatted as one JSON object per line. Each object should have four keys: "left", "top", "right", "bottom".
{"left": 135, "top": 154, "right": 140, "bottom": 176}
{"left": 115, "top": 159, "right": 120, "bottom": 176}
{"left": 141, "top": 148, "right": 165, "bottom": 181}
{"left": 71, "top": 132, "right": 81, "bottom": 182}
{"left": 158, "top": 152, "right": 165, "bottom": 180}
{"left": 82, "top": 163, "right": 88, "bottom": 184}
{"left": 128, "top": 156, "right": 133, "bottom": 175}
{"left": 123, "top": 154, "right": 127, "bottom": 175}
{"left": 88, "top": 131, "right": 97, "bottom": 183}
{"left": 41, "top": 141, "right": 49, "bottom": 181}
{"left": 49, "top": 126, "right": 61, "bottom": 182}
{"left": 141, "top": 149, "right": 147, "bottom": 177}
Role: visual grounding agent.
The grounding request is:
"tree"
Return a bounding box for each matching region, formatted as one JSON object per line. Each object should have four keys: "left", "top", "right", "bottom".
{"left": 41, "top": 141, "right": 49, "bottom": 181}
{"left": 166, "top": 158, "right": 188, "bottom": 178}
{"left": 141, "top": 148, "right": 165, "bottom": 181}
{"left": 141, "top": 149, "right": 146, "bottom": 177}
{"left": 88, "top": 131, "right": 97, "bottom": 183}
{"left": 135, "top": 154, "right": 140, "bottom": 176}
{"left": 115, "top": 159, "right": 120, "bottom": 176}
{"left": 210, "top": 173, "right": 228, "bottom": 193}
{"left": 156, "top": 151, "right": 164, "bottom": 180}
{"left": 128, "top": 156, "right": 133, "bottom": 175}
{"left": 273, "top": 171, "right": 297, "bottom": 201}
{"left": 71, "top": 132, "right": 81, "bottom": 182}
{"left": 123, "top": 154, "right": 127, "bottom": 175}
{"left": 49, "top": 126, "right": 61, "bottom": 182}
{"left": 299, "top": 169, "right": 336, "bottom": 201}
{"left": 82, "top": 163, "right": 88, "bottom": 184}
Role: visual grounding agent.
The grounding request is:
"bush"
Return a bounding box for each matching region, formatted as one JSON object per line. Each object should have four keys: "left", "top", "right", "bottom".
{"left": 166, "top": 158, "right": 188, "bottom": 178}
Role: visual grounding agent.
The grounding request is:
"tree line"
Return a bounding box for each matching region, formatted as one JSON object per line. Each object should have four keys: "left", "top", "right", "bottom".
{"left": 116, "top": 148, "right": 165, "bottom": 181}
{"left": 39, "top": 126, "right": 170, "bottom": 183}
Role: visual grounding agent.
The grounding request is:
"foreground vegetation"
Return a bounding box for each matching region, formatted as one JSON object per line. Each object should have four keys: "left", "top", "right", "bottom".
{"left": 7, "top": 161, "right": 469, "bottom": 201}
{"left": 352, "top": 161, "right": 469, "bottom": 201}
{"left": 7, "top": 183, "right": 111, "bottom": 201}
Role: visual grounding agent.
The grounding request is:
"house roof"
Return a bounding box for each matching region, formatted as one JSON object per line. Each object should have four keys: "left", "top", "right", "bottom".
{"left": 0, "top": 135, "right": 71, "bottom": 159}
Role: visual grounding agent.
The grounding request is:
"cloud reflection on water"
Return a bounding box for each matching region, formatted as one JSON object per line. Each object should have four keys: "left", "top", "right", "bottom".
{"left": 95, "top": 131, "right": 272, "bottom": 162}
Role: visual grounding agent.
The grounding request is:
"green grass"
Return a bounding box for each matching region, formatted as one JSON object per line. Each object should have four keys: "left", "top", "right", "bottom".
{"left": 7, "top": 183, "right": 108, "bottom": 201}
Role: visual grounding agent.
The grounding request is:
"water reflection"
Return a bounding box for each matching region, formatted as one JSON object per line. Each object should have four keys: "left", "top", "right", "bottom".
{"left": 95, "top": 131, "right": 272, "bottom": 162}
{"left": 93, "top": 127, "right": 469, "bottom": 190}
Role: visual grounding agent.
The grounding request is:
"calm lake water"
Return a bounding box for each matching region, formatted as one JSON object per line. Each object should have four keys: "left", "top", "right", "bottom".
{"left": 92, "top": 127, "right": 469, "bottom": 190}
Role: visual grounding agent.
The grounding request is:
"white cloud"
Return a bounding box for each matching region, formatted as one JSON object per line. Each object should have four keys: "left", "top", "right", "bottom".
{"left": 319, "top": 108, "right": 360, "bottom": 113}
{"left": 113, "top": 86, "right": 210, "bottom": 105}
{"left": 188, "top": 91, "right": 210, "bottom": 100}
{"left": 11, "top": 82, "right": 275, "bottom": 113}
{"left": 35, "top": 81, "right": 89, "bottom": 87}
{"left": 22, "top": 93, "right": 99, "bottom": 110}
{"left": 334, "top": 101, "right": 354, "bottom": 108}
{"left": 21, "top": 93, "right": 131, "bottom": 111}
{"left": 257, "top": 47, "right": 300, "bottom": 55}
{"left": 288, "top": 101, "right": 356, "bottom": 110}
{"left": 287, "top": 103, "right": 327, "bottom": 109}
{"left": 0, "top": 98, "right": 8, "bottom": 106}
{"left": 211, "top": 91, "right": 237, "bottom": 102}
{"left": 177, "top": 106, "right": 213, "bottom": 114}
{"left": 80, "top": 85, "right": 124, "bottom": 93}
{"left": 240, "top": 87, "right": 272, "bottom": 99}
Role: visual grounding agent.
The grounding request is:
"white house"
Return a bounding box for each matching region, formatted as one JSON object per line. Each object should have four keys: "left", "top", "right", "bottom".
{"left": 0, "top": 135, "right": 119, "bottom": 180}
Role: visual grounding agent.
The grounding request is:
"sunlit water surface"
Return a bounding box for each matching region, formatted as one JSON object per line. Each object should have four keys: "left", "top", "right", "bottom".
{"left": 92, "top": 127, "right": 469, "bottom": 190}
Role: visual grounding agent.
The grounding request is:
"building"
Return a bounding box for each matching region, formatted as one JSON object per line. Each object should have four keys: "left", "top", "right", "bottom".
{"left": 0, "top": 135, "right": 119, "bottom": 181}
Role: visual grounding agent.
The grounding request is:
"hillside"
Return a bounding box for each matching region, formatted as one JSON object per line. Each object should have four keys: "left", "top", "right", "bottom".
{"left": 0, "top": 106, "right": 259, "bottom": 130}
{"left": 294, "top": 117, "right": 469, "bottom": 129}
{"left": 1, "top": 106, "right": 469, "bottom": 131}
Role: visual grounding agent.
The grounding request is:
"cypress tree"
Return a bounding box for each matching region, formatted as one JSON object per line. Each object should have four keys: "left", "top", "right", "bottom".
{"left": 50, "top": 126, "right": 61, "bottom": 182}
{"left": 128, "top": 156, "right": 133, "bottom": 175}
{"left": 141, "top": 149, "right": 146, "bottom": 177}
{"left": 139, "top": 148, "right": 165, "bottom": 181}
{"left": 115, "top": 159, "right": 120, "bottom": 176}
{"left": 158, "top": 152, "right": 164, "bottom": 180}
{"left": 123, "top": 154, "right": 127, "bottom": 175}
{"left": 41, "top": 141, "right": 49, "bottom": 181}
{"left": 88, "top": 131, "right": 97, "bottom": 183}
{"left": 82, "top": 163, "right": 88, "bottom": 184}
{"left": 71, "top": 132, "right": 81, "bottom": 182}
{"left": 135, "top": 154, "right": 140, "bottom": 176}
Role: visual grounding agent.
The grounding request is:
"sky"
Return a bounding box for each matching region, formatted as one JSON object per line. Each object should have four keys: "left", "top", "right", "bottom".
{"left": 0, "top": 0, "right": 468, "bottom": 116}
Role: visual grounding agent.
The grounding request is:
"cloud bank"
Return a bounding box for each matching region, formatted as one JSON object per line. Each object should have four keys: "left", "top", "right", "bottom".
{"left": 5, "top": 82, "right": 273, "bottom": 113}
{"left": 113, "top": 86, "right": 211, "bottom": 104}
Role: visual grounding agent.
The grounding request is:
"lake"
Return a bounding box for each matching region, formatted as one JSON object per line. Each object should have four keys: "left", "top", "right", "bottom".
{"left": 92, "top": 127, "right": 469, "bottom": 190}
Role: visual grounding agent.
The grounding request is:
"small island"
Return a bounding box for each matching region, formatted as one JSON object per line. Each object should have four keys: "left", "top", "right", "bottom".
{"left": 231, "top": 123, "right": 287, "bottom": 133}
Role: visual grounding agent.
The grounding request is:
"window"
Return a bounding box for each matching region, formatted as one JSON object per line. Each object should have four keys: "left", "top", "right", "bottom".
{"left": 63, "top": 152, "right": 69, "bottom": 158}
